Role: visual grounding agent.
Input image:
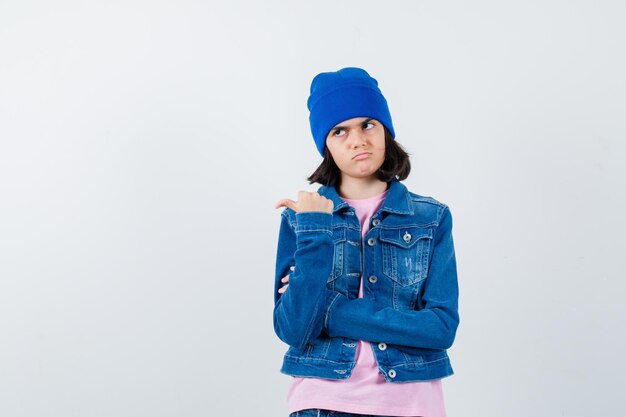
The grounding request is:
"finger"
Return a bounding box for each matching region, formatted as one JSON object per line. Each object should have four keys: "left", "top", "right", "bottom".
{"left": 275, "top": 198, "right": 297, "bottom": 210}
{"left": 290, "top": 266, "right": 295, "bottom": 271}
{"left": 281, "top": 275, "right": 290, "bottom": 283}
{"left": 278, "top": 284, "right": 289, "bottom": 294}
{"left": 274, "top": 199, "right": 288, "bottom": 209}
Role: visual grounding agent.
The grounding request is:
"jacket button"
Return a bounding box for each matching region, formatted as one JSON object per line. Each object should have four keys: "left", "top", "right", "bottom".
{"left": 367, "top": 237, "right": 376, "bottom": 246}
{"left": 378, "top": 342, "right": 387, "bottom": 351}
{"left": 403, "top": 232, "right": 411, "bottom": 243}
{"left": 368, "top": 275, "right": 378, "bottom": 284}
{"left": 372, "top": 219, "right": 381, "bottom": 227}
{"left": 388, "top": 369, "right": 397, "bottom": 378}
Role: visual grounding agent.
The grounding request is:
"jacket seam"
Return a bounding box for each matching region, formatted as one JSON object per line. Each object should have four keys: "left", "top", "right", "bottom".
{"left": 393, "top": 356, "right": 450, "bottom": 366}
{"left": 295, "top": 228, "right": 332, "bottom": 234}
{"left": 324, "top": 292, "right": 342, "bottom": 330}
{"left": 284, "top": 354, "right": 353, "bottom": 365}
{"left": 300, "top": 294, "right": 322, "bottom": 347}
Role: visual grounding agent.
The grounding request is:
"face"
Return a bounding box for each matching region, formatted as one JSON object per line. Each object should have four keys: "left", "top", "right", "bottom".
{"left": 325, "top": 117, "right": 386, "bottom": 181}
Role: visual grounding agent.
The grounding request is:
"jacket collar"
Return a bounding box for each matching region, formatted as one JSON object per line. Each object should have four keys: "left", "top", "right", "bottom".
{"left": 317, "top": 178, "right": 413, "bottom": 215}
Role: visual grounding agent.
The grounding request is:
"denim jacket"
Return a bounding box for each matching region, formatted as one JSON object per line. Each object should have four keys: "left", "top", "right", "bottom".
{"left": 273, "top": 178, "right": 459, "bottom": 382}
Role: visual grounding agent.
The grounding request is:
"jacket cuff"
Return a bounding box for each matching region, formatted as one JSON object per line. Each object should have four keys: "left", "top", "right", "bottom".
{"left": 295, "top": 212, "right": 332, "bottom": 234}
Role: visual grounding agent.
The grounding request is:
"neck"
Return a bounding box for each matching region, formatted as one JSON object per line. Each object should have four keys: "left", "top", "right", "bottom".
{"left": 337, "top": 176, "right": 389, "bottom": 199}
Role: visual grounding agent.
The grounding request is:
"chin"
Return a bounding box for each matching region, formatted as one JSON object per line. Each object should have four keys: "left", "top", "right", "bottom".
{"left": 356, "top": 170, "right": 377, "bottom": 178}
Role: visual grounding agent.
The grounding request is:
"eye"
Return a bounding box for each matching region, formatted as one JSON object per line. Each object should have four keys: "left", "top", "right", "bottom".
{"left": 332, "top": 128, "right": 346, "bottom": 137}
{"left": 363, "top": 121, "right": 374, "bottom": 130}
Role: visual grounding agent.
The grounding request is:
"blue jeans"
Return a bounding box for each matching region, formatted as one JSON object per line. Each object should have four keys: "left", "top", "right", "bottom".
{"left": 289, "top": 410, "right": 419, "bottom": 417}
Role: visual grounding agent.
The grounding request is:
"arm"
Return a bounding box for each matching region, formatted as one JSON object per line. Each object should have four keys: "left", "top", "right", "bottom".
{"left": 273, "top": 210, "right": 335, "bottom": 349}
{"left": 324, "top": 205, "right": 459, "bottom": 350}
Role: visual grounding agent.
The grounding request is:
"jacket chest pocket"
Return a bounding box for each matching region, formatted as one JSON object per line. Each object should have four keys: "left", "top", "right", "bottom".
{"left": 380, "top": 227, "right": 433, "bottom": 286}
{"left": 329, "top": 227, "right": 347, "bottom": 282}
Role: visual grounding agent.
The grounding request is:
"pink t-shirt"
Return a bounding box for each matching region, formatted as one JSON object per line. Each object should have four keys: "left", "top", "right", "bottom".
{"left": 286, "top": 188, "right": 447, "bottom": 417}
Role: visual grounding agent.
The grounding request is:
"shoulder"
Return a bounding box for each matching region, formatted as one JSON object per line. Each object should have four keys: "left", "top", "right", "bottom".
{"left": 405, "top": 188, "right": 451, "bottom": 226}
{"left": 408, "top": 191, "right": 448, "bottom": 209}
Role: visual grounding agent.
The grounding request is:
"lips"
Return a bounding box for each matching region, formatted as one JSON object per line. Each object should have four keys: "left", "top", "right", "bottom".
{"left": 353, "top": 152, "right": 371, "bottom": 160}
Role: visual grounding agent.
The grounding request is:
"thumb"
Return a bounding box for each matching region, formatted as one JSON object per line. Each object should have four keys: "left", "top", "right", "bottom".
{"left": 275, "top": 198, "right": 297, "bottom": 211}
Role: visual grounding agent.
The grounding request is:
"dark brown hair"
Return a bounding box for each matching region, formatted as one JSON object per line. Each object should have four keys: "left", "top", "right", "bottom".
{"left": 307, "top": 127, "right": 411, "bottom": 187}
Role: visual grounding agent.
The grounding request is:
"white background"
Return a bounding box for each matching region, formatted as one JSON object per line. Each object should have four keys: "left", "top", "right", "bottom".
{"left": 1, "top": 1, "right": 625, "bottom": 416}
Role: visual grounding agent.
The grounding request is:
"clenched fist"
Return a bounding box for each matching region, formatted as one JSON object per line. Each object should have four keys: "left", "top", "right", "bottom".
{"left": 274, "top": 191, "right": 334, "bottom": 213}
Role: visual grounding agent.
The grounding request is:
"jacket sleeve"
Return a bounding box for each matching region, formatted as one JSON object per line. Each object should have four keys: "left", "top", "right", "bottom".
{"left": 273, "top": 209, "right": 336, "bottom": 349}
{"left": 324, "top": 205, "right": 459, "bottom": 351}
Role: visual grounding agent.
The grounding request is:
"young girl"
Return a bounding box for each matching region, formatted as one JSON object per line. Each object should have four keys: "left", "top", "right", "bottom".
{"left": 273, "top": 67, "right": 459, "bottom": 417}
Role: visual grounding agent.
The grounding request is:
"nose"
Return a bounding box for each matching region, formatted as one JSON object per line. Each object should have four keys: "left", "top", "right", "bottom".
{"left": 348, "top": 129, "right": 367, "bottom": 149}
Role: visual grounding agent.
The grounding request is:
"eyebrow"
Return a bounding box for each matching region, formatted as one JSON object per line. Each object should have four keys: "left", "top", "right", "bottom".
{"left": 332, "top": 118, "right": 374, "bottom": 131}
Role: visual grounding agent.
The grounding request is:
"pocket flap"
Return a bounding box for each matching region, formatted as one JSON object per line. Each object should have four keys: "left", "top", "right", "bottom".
{"left": 379, "top": 227, "right": 433, "bottom": 248}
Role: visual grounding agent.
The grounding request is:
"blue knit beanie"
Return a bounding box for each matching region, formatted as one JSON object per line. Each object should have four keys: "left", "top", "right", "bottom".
{"left": 307, "top": 67, "right": 395, "bottom": 157}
